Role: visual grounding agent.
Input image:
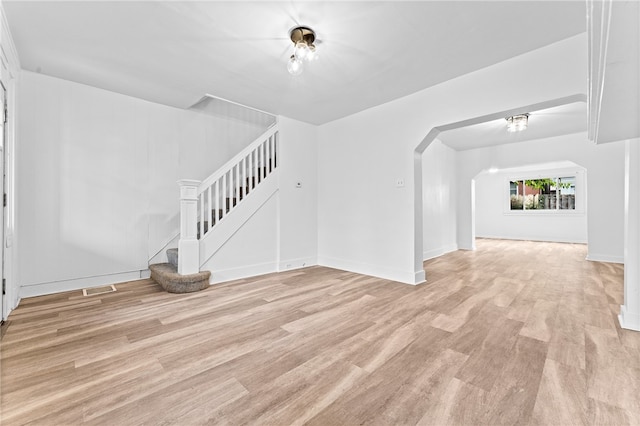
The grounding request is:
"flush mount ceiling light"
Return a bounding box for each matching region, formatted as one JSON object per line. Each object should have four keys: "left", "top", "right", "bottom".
{"left": 506, "top": 113, "right": 529, "bottom": 132}
{"left": 287, "top": 26, "right": 317, "bottom": 76}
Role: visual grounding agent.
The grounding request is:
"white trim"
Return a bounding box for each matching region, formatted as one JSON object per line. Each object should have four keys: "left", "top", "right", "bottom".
{"left": 209, "top": 261, "right": 279, "bottom": 284}
{"left": 477, "top": 234, "right": 588, "bottom": 245}
{"left": 317, "top": 255, "right": 424, "bottom": 285}
{"left": 198, "top": 126, "right": 278, "bottom": 192}
{"left": 503, "top": 168, "right": 586, "bottom": 215}
{"left": 503, "top": 211, "right": 585, "bottom": 217}
{"left": 618, "top": 305, "right": 640, "bottom": 331}
{"left": 198, "top": 93, "right": 277, "bottom": 119}
{"left": 19, "top": 271, "right": 148, "bottom": 298}
{"left": 423, "top": 244, "right": 458, "bottom": 261}
{"left": 585, "top": 253, "right": 624, "bottom": 264}
{"left": 278, "top": 256, "right": 317, "bottom": 272}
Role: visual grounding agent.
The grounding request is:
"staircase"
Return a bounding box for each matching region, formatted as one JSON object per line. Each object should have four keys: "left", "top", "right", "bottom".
{"left": 148, "top": 124, "right": 279, "bottom": 292}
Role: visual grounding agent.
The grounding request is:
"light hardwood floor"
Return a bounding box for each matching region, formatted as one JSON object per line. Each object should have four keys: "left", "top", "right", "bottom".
{"left": 1, "top": 239, "right": 639, "bottom": 425}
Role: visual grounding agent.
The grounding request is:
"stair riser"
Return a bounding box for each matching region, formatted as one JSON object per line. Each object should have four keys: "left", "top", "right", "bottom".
{"left": 167, "top": 248, "right": 178, "bottom": 268}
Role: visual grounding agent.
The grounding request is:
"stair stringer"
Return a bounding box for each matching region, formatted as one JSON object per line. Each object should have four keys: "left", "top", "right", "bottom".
{"left": 199, "top": 169, "right": 279, "bottom": 277}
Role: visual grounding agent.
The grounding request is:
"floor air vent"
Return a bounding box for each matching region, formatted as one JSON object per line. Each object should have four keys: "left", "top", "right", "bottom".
{"left": 82, "top": 285, "right": 117, "bottom": 296}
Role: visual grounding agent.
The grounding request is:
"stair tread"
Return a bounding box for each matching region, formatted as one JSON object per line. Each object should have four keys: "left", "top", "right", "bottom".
{"left": 149, "top": 263, "right": 211, "bottom": 293}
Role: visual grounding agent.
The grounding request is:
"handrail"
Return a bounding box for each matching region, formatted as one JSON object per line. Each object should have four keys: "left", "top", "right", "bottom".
{"left": 198, "top": 123, "right": 278, "bottom": 193}
{"left": 193, "top": 124, "right": 279, "bottom": 242}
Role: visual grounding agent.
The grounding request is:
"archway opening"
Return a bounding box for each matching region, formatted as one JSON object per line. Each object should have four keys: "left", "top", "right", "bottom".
{"left": 413, "top": 94, "right": 587, "bottom": 283}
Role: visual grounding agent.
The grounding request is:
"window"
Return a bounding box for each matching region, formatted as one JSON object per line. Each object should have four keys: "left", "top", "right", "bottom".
{"left": 509, "top": 176, "right": 576, "bottom": 211}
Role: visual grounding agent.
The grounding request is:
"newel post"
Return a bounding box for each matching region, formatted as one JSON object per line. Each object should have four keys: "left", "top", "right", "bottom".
{"left": 177, "top": 179, "right": 201, "bottom": 275}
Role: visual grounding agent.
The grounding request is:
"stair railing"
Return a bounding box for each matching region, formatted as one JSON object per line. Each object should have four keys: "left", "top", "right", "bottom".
{"left": 177, "top": 124, "right": 279, "bottom": 274}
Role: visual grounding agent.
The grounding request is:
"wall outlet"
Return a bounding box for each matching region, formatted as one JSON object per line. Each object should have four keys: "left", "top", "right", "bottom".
{"left": 396, "top": 178, "right": 405, "bottom": 188}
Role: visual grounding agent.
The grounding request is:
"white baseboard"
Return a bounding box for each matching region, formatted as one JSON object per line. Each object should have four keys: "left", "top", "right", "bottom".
{"left": 423, "top": 244, "right": 458, "bottom": 261}
{"left": 619, "top": 305, "right": 640, "bottom": 331}
{"left": 585, "top": 253, "right": 624, "bottom": 264}
{"left": 19, "top": 270, "right": 149, "bottom": 298}
{"left": 476, "top": 234, "right": 588, "bottom": 244}
{"left": 140, "top": 269, "right": 151, "bottom": 279}
{"left": 209, "top": 261, "right": 279, "bottom": 284}
{"left": 278, "top": 256, "right": 316, "bottom": 272}
{"left": 2, "top": 302, "right": 16, "bottom": 322}
{"left": 317, "top": 255, "right": 423, "bottom": 285}
{"left": 208, "top": 258, "right": 318, "bottom": 285}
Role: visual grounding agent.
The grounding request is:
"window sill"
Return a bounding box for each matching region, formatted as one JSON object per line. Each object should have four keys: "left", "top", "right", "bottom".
{"left": 504, "top": 210, "right": 585, "bottom": 217}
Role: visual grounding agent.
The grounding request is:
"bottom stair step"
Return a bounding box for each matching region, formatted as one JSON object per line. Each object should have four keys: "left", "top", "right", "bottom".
{"left": 149, "top": 263, "right": 210, "bottom": 293}
{"left": 167, "top": 248, "right": 178, "bottom": 268}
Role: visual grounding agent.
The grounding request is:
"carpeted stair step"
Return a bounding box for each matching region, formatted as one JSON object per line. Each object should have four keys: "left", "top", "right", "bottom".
{"left": 149, "top": 263, "right": 210, "bottom": 293}
{"left": 167, "top": 248, "right": 178, "bottom": 268}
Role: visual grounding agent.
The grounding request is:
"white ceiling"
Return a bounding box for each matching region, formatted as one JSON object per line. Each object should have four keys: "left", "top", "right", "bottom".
{"left": 438, "top": 102, "right": 587, "bottom": 151}
{"left": 4, "top": 1, "right": 587, "bottom": 125}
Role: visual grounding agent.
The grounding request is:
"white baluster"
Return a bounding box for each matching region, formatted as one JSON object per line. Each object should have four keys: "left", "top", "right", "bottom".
{"left": 235, "top": 163, "right": 240, "bottom": 206}
{"left": 257, "top": 142, "right": 261, "bottom": 182}
{"left": 267, "top": 136, "right": 271, "bottom": 174}
{"left": 254, "top": 148, "right": 259, "bottom": 185}
{"left": 271, "top": 135, "right": 275, "bottom": 171}
{"left": 207, "top": 186, "right": 212, "bottom": 234}
{"left": 199, "top": 192, "right": 204, "bottom": 238}
{"left": 215, "top": 179, "right": 219, "bottom": 223}
{"left": 262, "top": 141, "right": 267, "bottom": 180}
{"left": 248, "top": 151, "right": 253, "bottom": 191}
{"left": 228, "top": 170, "right": 233, "bottom": 211}
{"left": 222, "top": 172, "right": 227, "bottom": 218}
{"left": 242, "top": 157, "right": 246, "bottom": 198}
{"left": 228, "top": 167, "right": 232, "bottom": 212}
{"left": 274, "top": 132, "right": 278, "bottom": 168}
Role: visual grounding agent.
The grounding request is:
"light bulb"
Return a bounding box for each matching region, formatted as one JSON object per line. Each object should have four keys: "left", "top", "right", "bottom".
{"left": 294, "top": 41, "right": 309, "bottom": 60}
{"left": 287, "top": 55, "right": 303, "bottom": 76}
{"left": 306, "top": 44, "right": 318, "bottom": 61}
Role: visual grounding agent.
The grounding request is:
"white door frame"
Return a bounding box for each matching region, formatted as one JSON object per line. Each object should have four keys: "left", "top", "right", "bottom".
{"left": 0, "top": 81, "right": 6, "bottom": 323}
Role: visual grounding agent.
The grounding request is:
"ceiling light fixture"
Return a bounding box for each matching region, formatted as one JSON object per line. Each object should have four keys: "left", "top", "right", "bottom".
{"left": 506, "top": 113, "right": 529, "bottom": 132}
{"left": 287, "top": 26, "right": 317, "bottom": 75}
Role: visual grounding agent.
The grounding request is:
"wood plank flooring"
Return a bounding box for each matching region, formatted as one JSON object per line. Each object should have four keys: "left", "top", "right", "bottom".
{"left": 1, "top": 239, "right": 639, "bottom": 425}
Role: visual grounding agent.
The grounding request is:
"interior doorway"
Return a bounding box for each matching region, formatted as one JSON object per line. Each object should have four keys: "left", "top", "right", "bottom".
{"left": 413, "top": 94, "right": 587, "bottom": 283}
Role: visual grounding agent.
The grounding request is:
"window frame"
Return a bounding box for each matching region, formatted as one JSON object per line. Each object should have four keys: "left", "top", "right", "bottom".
{"left": 503, "top": 169, "right": 585, "bottom": 216}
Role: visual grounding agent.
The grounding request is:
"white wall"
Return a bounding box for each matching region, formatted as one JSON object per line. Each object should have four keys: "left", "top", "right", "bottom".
{"left": 277, "top": 116, "right": 318, "bottom": 270}
{"left": 457, "top": 132, "right": 625, "bottom": 262}
{"left": 422, "top": 139, "right": 457, "bottom": 260}
{"left": 199, "top": 116, "right": 319, "bottom": 283}
{"left": 203, "top": 193, "right": 279, "bottom": 283}
{"left": 17, "top": 71, "right": 273, "bottom": 296}
{"left": 318, "top": 34, "right": 589, "bottom": 284}
{"left": 475, "top": 164, "right": 587, "bottom": 243}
